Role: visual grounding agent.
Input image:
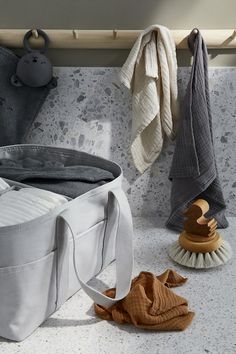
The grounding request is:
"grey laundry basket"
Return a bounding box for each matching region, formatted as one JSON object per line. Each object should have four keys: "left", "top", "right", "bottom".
{"left": 0, "top": 145, "right": 133, "bottom": 341}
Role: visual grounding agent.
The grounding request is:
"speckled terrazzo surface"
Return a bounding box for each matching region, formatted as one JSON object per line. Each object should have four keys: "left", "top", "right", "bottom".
{"left": 25, "top": 67, "right": 236, "bottom": 218}
{"left": 0, "top": 216, "right": 235, "bottom": 354}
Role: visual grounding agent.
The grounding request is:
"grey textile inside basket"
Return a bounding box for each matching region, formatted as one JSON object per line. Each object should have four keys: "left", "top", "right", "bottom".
{"left": 0, "top": 156, "right": 115, "bottom": 198}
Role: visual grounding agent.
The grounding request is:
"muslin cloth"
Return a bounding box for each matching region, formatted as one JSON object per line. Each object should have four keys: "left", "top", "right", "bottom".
{"left": 166, "top": 29, "right": 228, "bottom": 231}
{"left": 120, "top": 25, "right": 178, "bottom": 173}
{"left": 94, "top": 270, "right": 194, "bottom": 331}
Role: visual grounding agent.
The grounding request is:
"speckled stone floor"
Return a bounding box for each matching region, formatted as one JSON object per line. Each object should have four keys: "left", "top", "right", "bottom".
{"left": 0, "top": 216, "right": 235, "bottom": 354}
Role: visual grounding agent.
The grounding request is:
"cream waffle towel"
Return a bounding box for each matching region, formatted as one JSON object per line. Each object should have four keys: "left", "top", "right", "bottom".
{"left": 120, "top": 25, "right": 178, "bottom": 173}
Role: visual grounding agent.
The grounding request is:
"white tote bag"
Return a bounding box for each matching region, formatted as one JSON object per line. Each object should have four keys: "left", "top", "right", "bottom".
{"left": 0, "top": 145, "right": 133, "bottom": 341}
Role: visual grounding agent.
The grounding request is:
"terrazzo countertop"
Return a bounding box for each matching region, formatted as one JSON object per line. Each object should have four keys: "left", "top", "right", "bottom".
{"left": 0, "top": 216, "right": 235, "bottom": 354}
{"left": 25, "top": 67, "right": 236, "bottom": 218}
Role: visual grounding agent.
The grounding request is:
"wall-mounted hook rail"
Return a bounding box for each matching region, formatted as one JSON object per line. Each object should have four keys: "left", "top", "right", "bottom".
{"left": 0, "top": 29, "right": 235, "bottom": 49}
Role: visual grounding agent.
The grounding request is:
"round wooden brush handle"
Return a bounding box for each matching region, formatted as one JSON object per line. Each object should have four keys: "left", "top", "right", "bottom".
{"left": 179, "top": 231, "right": 223, "bottom": 253}
{"left": 184, "top": 232, "right": 216, "bottom": 243}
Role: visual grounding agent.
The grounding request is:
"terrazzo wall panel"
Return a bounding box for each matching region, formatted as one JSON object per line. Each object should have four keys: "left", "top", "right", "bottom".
{"left": 25, "top": 67, "right": 236, "bottom": 217}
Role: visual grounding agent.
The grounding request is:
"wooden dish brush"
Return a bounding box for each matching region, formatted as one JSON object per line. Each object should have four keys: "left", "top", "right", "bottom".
{"left": 168, "top": 199, "right": 232, "bottom": 269}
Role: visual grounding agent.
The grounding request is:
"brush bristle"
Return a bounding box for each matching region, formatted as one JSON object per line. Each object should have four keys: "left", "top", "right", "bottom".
{"left": 168, "top": 240, "right": 232, "bottom": 269}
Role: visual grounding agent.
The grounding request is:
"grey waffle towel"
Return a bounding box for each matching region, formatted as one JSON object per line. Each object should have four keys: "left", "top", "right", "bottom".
{"left": 166, "top": 29, "right": 228, "bottom": 231}
{"left": 0, "top": 156, "right": 114, "bottom": 198}
{"left": 0, "top": 47, "right": 50, "bottom": 146}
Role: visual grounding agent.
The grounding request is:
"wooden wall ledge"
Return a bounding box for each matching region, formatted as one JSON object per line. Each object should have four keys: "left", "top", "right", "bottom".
{"left": 0, "top": 29, "right": 235, "bottom": 49}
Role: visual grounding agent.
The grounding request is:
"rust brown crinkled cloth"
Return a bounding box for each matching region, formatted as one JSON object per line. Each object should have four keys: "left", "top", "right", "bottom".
{"left": 94, "top": 270, "right": 195, "bottom": 331}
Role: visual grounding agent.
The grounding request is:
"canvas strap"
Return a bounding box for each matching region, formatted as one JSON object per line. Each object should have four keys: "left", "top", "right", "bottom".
{"left": 57, "top": 188, "right": 133, "bottom": 309}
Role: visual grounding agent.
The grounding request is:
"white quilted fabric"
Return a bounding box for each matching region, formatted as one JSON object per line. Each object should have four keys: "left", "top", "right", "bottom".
{"left": 0, "top": 182, "right": 67, "bottom": 226}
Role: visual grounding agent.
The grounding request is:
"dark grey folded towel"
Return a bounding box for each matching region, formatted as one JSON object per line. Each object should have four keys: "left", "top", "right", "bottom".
{"left": 0, "top": 47, "right": 50, "bottom": 146}
{"left": 0, "top": 157, "right": 114, "bottom": 198}
{"left": 166, "top": 29, "right": 228, "bottom": 231}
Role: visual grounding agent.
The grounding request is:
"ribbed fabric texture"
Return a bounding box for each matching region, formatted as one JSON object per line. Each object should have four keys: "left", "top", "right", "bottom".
{"left": 166, "top": 29, "right": 228, "bottom": 231}
{"left": 94, "top": 270, "right": 194, "bottom": 331}
{"left": 0, "top": 187, "right": 67, "bottom": 226}
{"left": 0, "top": 177, "right": 9, "bottom": 192}
{"left": 120, "top": 25, "right": 179, "bottom": 174}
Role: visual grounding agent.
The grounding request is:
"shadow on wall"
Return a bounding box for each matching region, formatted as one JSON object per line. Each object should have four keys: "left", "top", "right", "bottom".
{"left": 177, "top": 49, "right": 236, "bottom": 67}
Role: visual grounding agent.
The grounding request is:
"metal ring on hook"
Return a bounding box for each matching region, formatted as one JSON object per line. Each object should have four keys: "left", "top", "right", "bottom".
{"left": 73, "top": 29, "right": 79, "bottom": 39}
{"left": 24, "top": 29, "right": 49, "bottom": 53}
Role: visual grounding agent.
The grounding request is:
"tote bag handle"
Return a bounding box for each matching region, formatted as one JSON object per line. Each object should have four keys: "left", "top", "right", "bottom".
{"left": 59, "top": 188, "right": 133, "bottom": 308}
